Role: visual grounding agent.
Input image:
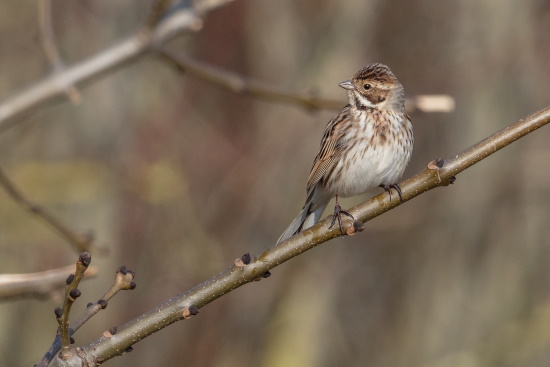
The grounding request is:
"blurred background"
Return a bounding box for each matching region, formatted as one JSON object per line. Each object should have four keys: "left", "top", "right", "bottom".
{"left": 1, "top": 0, "right": 550, "bottom": 366}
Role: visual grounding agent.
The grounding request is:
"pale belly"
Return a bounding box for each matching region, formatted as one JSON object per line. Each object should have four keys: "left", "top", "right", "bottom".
{"left": 331, "top": 136, "right": 412, "bottom": 197}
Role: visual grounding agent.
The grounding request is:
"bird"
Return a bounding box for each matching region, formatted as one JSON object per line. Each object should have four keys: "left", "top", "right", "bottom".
{"left": 277, "top": 63, "right": 413, "bottom": 244}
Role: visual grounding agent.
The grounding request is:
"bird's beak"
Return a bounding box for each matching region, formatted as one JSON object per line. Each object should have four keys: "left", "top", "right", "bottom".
{"left": 338, "top": 80, "right": 354, "bottom": 90}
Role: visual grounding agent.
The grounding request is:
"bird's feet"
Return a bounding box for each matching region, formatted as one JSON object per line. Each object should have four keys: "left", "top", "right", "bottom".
{"left": 380, "top": 183, "right": 403, "bottom": 203}
{"left": 329, "top": 196, "right": 355, "bottom": 235}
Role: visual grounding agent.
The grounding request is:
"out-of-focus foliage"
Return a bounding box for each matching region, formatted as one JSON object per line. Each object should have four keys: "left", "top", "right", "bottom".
{"left": 1, "top": 1, "right": 550, "bottom": 366}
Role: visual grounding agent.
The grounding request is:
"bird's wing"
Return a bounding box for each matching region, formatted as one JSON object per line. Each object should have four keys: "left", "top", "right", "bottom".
{"left": 306, "top": 106, "right": 350, "bottom": 194}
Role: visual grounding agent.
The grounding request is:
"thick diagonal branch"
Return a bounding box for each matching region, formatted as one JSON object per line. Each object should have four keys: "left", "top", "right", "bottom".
{"left": 49, "top": 105, "right": 550, "bottom": 366}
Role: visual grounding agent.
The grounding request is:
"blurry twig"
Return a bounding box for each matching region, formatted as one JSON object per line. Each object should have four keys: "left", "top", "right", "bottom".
{"left": 405, "top": 94, "right": 455, "bottom": 113}
{"left": 48, "top": 105, "right": 550, "bottom": 366}
{"left": 158, "top": 48, "right": 455, "bottom": 113}
{"left": 0, "top": 0, "right": 237, "bottom": 133}
{"left": 159, "top": 48, "right": 343, "bottom": 110}
{"left": 0, "top": 264, "right": 97, "bottom": 301}
{"left": 0, "top": 165, "right": 94, "bottom": 252}
{"left": 37, "top": 0, "right": 82, "bottom": 104}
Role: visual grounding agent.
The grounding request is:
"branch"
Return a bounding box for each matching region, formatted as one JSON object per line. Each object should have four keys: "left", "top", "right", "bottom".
{"left": 37, "top": 265, "right": 136, "bottom": 367}
{"left": 49, "top": 105, "right": 550, "bottom": 366}
{"left": 37, "top": 0, "right": 82, "bottom": 104}
{"left": 56, "top": 253, "right": 91, "bottom": 360}
{"left": 0, "top": 264, "right": 97, "bottom": 301}
{"left": 0, "top": 0, "right": 237, "bottom": 134}
{"left": 158, "top": 48, "right": 455, "bottom": 113}
{"left": 0, "top": 0, "right": 452, "bottom": 135}
{"left": 0, "top": 164, "right": 95, "bottom": 253}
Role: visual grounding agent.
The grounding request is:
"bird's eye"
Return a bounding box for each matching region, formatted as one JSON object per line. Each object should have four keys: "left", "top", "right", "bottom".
{"left": 364, "top": 84, "right": 371, "bottom": 90}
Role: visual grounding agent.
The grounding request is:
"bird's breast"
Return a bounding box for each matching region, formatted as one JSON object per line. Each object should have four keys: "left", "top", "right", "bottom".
{"left": 331, "top": 111, "right": 413, "bottom": 197}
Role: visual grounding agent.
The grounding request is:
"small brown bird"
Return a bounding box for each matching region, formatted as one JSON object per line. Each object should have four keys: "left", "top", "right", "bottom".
{"left": 277, "top": 63, "right": 413, "bottom": 244}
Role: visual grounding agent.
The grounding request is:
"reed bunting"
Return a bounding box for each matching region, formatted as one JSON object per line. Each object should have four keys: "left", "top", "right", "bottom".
{"left": 277, "top": 63, "right": 413, "bottom": 243}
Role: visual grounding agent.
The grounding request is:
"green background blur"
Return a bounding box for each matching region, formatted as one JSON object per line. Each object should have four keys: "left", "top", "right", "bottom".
{"left": 1, "top": 1, "right": 550, "bottom": 366}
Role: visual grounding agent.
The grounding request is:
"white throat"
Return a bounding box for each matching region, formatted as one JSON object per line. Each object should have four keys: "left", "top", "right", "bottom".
{"left": 350, "top": 92, "right": 382, "bottom": 109}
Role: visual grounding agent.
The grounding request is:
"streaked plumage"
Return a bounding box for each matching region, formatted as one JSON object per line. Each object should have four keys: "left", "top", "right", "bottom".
{"left": 277, "top": 63, "right": 413, "bottom": 244}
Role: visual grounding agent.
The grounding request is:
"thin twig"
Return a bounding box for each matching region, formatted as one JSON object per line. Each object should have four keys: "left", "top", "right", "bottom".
{"left": 37, "top": 266, "right": 136, "bottom": 367}
{"left": 37, "top": 0, "right": 82, "bottom": 104}
{"left": 0, "top": 165, "right": 94, "bottom": 253}
{"left": 57, "top": 253, "right": 91, "bottom": 361}
{"left": 0, "top": 264, "right": 97, "bottom": 301}
{"left": 158, "top": 48, "right": 455, "bottom": 113}
{"left": 73, "top": 266, "right": 136, "bottom": 330}
{"left": 159, "top": 48, "right": 342, "bottom": 110}
{"left": 48, "top": 105, "right": 550, "bottom": 366}
{"left": 0, "top": 0, "right": 236, "bottom": 133}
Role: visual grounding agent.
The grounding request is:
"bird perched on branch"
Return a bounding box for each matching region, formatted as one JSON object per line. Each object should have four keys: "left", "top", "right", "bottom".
{"left": 277, "top": 63, "right": 413, "bottom": 244}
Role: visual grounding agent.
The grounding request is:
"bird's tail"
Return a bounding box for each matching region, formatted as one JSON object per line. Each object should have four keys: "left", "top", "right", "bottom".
{"left": 277, "top": 199, "right": 329, "bottom": 244}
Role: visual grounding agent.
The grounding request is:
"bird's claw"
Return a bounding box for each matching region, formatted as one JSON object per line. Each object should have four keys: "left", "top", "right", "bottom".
{"left": 380, "top": 183, "right": 403, "bottom": 203}
{"left": 329, "top": 202, "right": 355, "bottom": 235}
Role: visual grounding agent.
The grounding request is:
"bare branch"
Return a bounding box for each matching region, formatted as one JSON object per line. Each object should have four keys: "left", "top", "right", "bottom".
{"left": 0, "top": 0, "right": 237, "bottom": 134}
{"left": 159, "top": 48, "right": 342, "bottom": 110}
{"left": 158, "top": 48, "right": 455, "bottom": 113}
{"left": 0, "top": 264, "right": 97, "bottom": 301}
{"left": 37, "top": 0, "right": 82, "bottom": 104}
{"left": 0, "top": 0, "right": 451, "bottom": 135}
{"left": 49, "top": 105, "right": 550, "bottom": 366}
{"left": 56, "top": 253, "right": 91, "bottom": 361}
{"left": 0, "top": 165, "right": 94, "bottom": 253}
{"left": 37, "top": 266, "right": 136, "bottom": 367}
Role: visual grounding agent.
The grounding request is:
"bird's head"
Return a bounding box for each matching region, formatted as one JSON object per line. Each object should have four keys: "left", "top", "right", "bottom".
{"left": 339, "top": 63, "right": 405, "bottom": 112}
